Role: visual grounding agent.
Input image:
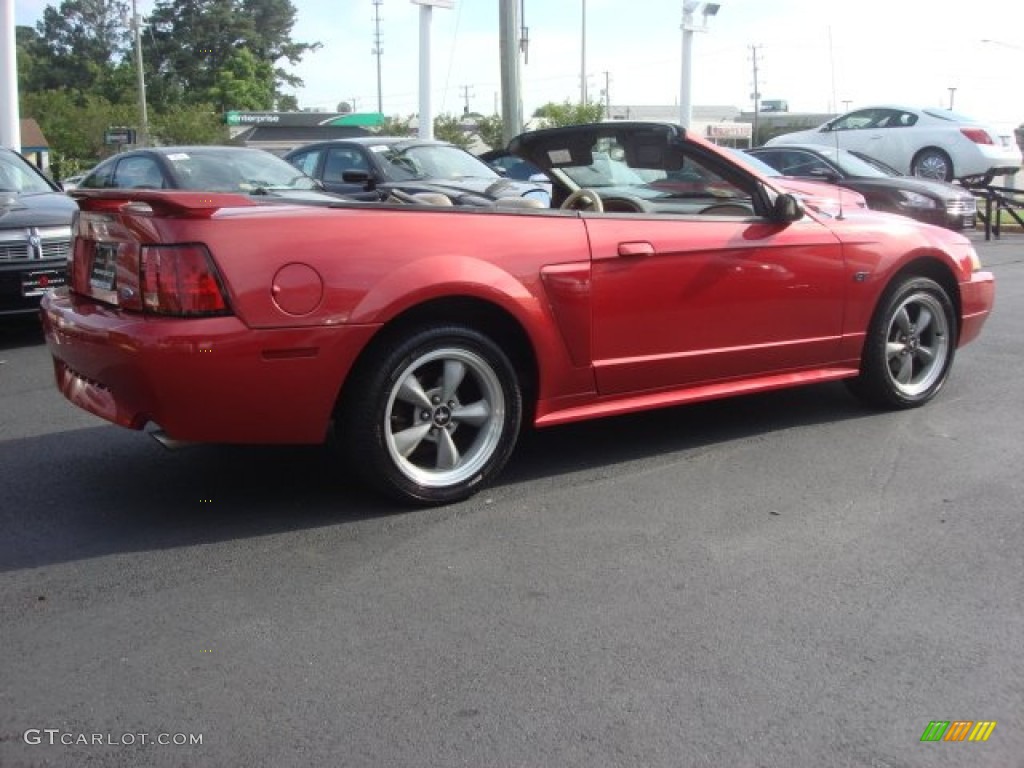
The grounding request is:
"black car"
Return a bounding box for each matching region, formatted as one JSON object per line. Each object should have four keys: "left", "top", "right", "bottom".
{"left": 746, "top": 144, "right": 977, "bottom": 230}
{"left": 284, "top": 137, "right": 551, "bottom": 206}
{"left": 0, "top": 148, "right": 76, "bottom": 316}
{"left": 77, "top": 146, "right": 345, "bottom": 204}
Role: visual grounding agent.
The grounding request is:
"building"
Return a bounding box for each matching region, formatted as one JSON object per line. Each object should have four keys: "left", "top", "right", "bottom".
{"left": 226, "top": 111, "right": 384, "bottom": 155}
{"left": 18, "top": 118, "right": 50, "bottom": 171}
{"left": 606, "top": 105, "right": 752, "bottom": 148}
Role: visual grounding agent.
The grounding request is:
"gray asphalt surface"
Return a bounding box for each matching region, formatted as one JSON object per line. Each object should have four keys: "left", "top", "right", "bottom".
{"left": 1, "top": 234, "right": 1022, "bottom": 767}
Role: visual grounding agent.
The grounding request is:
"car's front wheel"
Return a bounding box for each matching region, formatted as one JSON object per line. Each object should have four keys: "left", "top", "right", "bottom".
{"left": 341, "top": 325, "right": 522, "bottom": 504}
{"left": 847, "top": 276, "right": 957, "bottom": 409}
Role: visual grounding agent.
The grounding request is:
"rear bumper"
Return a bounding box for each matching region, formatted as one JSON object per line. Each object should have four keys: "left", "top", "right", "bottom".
{"left": 41, "top": 289, "right": 379, "bottom": 443}
{"left": 959, "top": 270, "right": 995, "bottom": 347}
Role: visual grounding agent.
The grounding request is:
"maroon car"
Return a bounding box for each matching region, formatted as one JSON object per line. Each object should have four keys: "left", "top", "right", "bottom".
{"left": 42, "top": 123, "right": 994, "bottom": 504}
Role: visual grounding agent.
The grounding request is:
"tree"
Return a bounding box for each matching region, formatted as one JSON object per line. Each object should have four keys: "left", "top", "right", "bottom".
{"left": 19, "top": 90, "right": 137, "bottom": 178}
{"left": 20, "top": 1, "right": 130, "bottom": 96}
{"left": 151, "top": 103, "right": 227, "bottom": 145}
{"left": 276, "top": 94, "right": 299, "bottom": 111}
{"left": 144, "top": 0, "right": 319, "bottom": 112}
{"left": 376, "top": 115, "right": 414, "bottom": 136}
{"left": 432, "top": 114, "right": 471, "bottom": 148}
{"left": 532, "top": 100, "right": 606, "bottom": 128}
{"left": 209, "top": 48, "right": 275, "bottom": 111}
{"left": 474, "top": 114, "right": 504, "bottom": 150}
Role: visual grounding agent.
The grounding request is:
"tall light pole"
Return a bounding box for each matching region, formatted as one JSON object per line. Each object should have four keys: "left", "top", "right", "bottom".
{"left": 679, "top": 2, "right": 720, "bottom": 128}
{"left": 131, "top": 0, "right": 149, "bottom": 146}
{"left": 580, "top": 0, "right": 587, "bottom": 104}
{"left": 372, "top": 0, "right": 384, "bottom": 115}
{"left": 0, "top": 0, "right": 20, "bottom": 151}
{"left": 412, "top": 0, "right": 453, "bottom": 140}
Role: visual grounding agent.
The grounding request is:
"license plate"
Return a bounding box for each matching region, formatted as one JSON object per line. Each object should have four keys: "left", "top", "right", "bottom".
{"left": 89, "top": 243, "right": 118, "bottom": 291}
{"left": 21, "top": 269, "right": 67, "bottom": 297}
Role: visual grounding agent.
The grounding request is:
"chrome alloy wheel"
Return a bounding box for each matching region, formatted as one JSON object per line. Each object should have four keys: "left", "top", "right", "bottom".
{"left": 884, "top": 291, "right": 951, "bottom": 398}
{"left": 384, "top": 347, "right": 506, "bottom": 488}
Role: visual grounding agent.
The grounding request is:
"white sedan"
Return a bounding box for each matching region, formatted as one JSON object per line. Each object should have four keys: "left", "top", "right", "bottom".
{"left": 765, "top": 105, "right": 1021, "bottom": 186}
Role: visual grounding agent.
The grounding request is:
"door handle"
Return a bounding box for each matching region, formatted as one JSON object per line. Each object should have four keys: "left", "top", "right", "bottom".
{"left": 617, "top": 241, "right": 655, "bottom": 257}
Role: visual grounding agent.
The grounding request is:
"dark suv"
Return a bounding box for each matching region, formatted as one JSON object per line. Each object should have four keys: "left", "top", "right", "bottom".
{"left": 0, "top": 148, "right": 76, "bottom": 316}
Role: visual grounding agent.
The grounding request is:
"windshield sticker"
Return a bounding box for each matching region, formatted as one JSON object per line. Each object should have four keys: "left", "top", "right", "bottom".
{"left": 369, "top": 146, "right": 390, "bottom": 153}
{"left": 548, "top": 149, "right": 572, "bottom": 165}
{"left": 166, "top": 153, "right": 190, "bottom": 161}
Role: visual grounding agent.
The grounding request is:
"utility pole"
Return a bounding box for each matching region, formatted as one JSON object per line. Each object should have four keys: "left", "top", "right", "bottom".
{"left": 749, "top": 44, "right": 761, "bottom": 146}
{"left": 372, "top": 0, "right": 384, "bottom": 115}
{"left": 603, "top": 71, "right": 611, "bottom": 119}
{"left": 460, "top": 84, "right": 474, "bottom": 115}
{"left": 132, "top": 0, "right": 149, "bottom": 147}
{"left": 498, "top": 0, "right": 522, "bottom": 144}
{"left": 947, "top": 87, "right": 956, "bottom": 110}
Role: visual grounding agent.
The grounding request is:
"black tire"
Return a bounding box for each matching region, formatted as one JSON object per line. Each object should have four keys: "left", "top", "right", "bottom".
{"left": 846, "top": 276, "right": 957, "bottom": 409}
{"left": 910, "top": 148, "right": 954, "bottom": 181}
{"left": 339, "top": 325, "right": 522, "bottom": 505}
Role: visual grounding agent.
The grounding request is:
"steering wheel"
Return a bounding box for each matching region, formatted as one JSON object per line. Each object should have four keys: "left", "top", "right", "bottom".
{"left": 560, "top": 188, "right": 604, "bottom": 212}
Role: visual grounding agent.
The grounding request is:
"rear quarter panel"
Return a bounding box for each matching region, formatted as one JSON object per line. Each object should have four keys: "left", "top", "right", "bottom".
{"left": 147, "top": 204, "right": 598, "bottom": 403}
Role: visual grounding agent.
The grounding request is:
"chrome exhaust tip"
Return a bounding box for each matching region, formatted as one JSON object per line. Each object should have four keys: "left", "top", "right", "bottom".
{"left": 148, "top": 428, "right": 193, "bottom": 450}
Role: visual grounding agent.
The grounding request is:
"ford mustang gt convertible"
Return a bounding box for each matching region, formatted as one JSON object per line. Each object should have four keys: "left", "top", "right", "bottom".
{"left": 41, "top": 122, "right": 994, "bottom": 504}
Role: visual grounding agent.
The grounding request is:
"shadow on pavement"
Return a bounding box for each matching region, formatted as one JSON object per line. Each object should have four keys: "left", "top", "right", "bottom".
{"left": 0, "top": 381, "right": 873, "bottom": 573}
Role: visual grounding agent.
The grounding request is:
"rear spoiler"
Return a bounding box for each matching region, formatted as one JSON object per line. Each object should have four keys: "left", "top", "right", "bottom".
{"left": 69, "top": 189, "right": 259, "bottom": 218}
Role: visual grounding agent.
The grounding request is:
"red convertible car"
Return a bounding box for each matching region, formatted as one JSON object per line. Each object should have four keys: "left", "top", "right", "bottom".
{"left": 41, "top": 123, "right": 994, "bottom": 504}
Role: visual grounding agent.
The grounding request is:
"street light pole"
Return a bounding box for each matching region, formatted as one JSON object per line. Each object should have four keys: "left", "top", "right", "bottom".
{"left": 132, "top": 0, "right": 149, "bottom": 147}
{"left": 580, "top": 0, "right": 587, "bottom": 104}
{"left": 0, "top": 0, "right": 21, "bottom": 151}
{"left": 679, "top": 2, "right": 695, "bottom": 127}
{"left": 679, "top": 2, "right": 720, "bottom": 129}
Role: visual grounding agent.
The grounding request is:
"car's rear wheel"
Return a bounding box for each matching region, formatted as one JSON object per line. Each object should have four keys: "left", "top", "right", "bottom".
{"left": 911, "top": 148, "right": 954, "bottom": 181}
{"left": 847, "top": 276, "right": 957, "bottom": 409}
{"left": 341, "top": 325, "right": 522, "bottom": 505}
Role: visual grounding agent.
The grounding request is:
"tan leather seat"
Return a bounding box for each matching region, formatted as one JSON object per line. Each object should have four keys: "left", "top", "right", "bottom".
{"left": 493, "top": 197, "right": 547, "bottom": 210}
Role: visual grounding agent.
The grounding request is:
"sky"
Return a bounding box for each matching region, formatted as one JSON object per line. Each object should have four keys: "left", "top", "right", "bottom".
{"left": 12, "top": 0, "right": 1024, "bottom": 128}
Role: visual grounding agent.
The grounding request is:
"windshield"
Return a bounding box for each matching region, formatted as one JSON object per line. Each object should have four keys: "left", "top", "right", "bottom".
{"left": 372, "top": 144, "right": 500, "bottom": 182}
{"left": 809, "top": 147, "right": 892, "bottom": 178}
{"left": 167, "top": 149, "right": 319, "bottom": 192}
{"left": 728, "top": 149, "right": 782, "bottom": 177}
{"left": 0, "top": 151, "right": 55, "bottom": 194}
{"left": 556, "top": 143, "right": 750, "bottom": 202}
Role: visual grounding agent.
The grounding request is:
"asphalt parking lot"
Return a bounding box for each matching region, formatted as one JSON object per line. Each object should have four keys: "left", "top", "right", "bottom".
{"left": 1, "top": 232, "right": 1022, "bottom": 767}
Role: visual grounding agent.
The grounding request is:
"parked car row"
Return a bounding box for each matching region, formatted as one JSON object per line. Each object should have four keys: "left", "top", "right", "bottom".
{"left": 39, "top": 120, "right": 996, "bottom": 504}
{"left": 1, "top": 102, "right": 1016, "bottom": 318}
{"left": 765, "top": 104, "right": 1021, "bottom": 186}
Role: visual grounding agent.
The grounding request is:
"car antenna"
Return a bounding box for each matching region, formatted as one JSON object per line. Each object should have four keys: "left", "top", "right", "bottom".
{"left": 828, "top": 25, "right": 844, "bottom": 220}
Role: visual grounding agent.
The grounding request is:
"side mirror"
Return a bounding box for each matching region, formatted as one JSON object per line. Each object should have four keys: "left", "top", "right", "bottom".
{"left": 809, "top": 168, "right": 841, "bottom": 183}
{"left": 771, "top": 193, "right": 804, "bottom": 223}
{"left": 342, "top": 169, "right": 374, "bottom": 189}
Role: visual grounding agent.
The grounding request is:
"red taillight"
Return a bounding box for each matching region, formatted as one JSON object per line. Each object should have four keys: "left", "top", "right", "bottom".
{"left": 142, "top": 245, "right": 228, "bottom": 316}
{"left": 960, "top": 127, "right": 994, "bottom": 145}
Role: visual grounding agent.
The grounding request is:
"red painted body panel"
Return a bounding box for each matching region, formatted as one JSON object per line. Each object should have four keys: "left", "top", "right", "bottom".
{"left": 584, "top": 214, "right": 847, "bottom": 393}
{"left": 43, "top": 292, "right": 378, "bottom": 443}
{"left": 41, "top": 185, "right": 995, "bottom": 446}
